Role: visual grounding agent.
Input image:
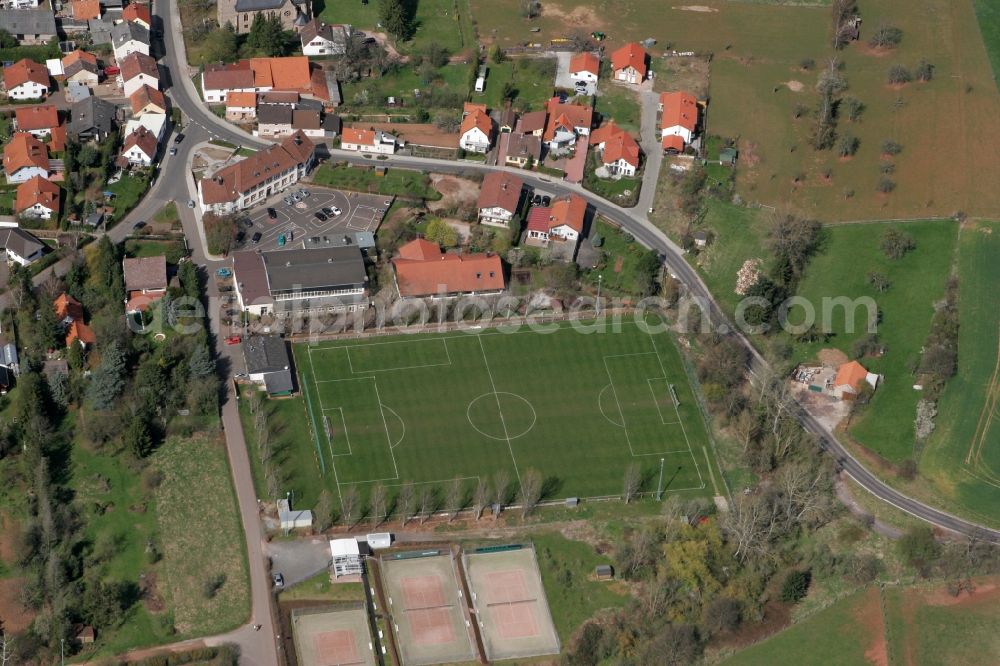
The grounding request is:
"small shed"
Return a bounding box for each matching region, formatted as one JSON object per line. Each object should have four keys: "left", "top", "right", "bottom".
{"left": 595, "top": 565, "right": 614, "bottom": 580}
{"left": 719, "top": 147, "right": 738, "bottom": 167}
{"left": 693, "top": 230, "right": 709, "bottom": 248}
{"left": 330, "top": 538, "right": 363, "bottom": 578}
{"left": 77, "top": 625, "right": 96, "bottom": 644}
{"left": 277, "top": 498, "right": 313, "bottom": 531}
{"left": 366, "top": 532, "right": 392, "bottom": 550}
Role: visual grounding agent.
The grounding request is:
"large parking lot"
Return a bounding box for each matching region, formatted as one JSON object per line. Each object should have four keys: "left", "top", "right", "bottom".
{"left": 235, "top": 187, "right": 392, "bottom": 252}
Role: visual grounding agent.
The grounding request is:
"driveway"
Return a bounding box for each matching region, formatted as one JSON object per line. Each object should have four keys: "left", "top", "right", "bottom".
{"left": 636, "top": 88, "right": 664, "bottom": 215}
{"left": 553, "top": 51, "right": 596, "bottom": 96}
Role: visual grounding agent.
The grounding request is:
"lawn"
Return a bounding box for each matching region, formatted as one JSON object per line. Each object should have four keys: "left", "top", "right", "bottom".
{"left": 918, "top": 221, "right": 1000, "bottom": 527}
{"left": 293, "top": 319, "right": 718, "bottom": 507}
{"left": 278, "top": 570, "right": 366, "bottom": 603}
{"left": 583, "top": 220, "right": 656, "bottom": 296}
{"left": 723, "top": 587, "right": 882, "bottom": 666}
{"left": 317, "top": 0, "right": 473, "bottom": 55}
{"left": 312, "top": 164, "right": 442, "bottom": 200}
{"left": 153, "top": 202, "right": 179, "bottom": 225}
{"left": 477, "top": 58, "right": 556, "bottom": 111}
{"left": 789, "top": 221, "right": 957, "bottom": 462}
{"left": 583, "top": 167, "right": 641, "bottom": 208}
{"left": 340, "top": 62, "right": 470, "bottom": 109}
{"left": 973, "top": 0, "right": 1000, "bottom": 88}
{"left": 594, "top": 83, "right": 641, "bottom": 133}
{"left": 123, "top": 239, "right": 187, "bottom": 264}
{"left": 530, "top": 532, "right": 630, "bottom": 642}
{"left": 154, "top": 435, "right": 250, "bottom": 637}
{"left": 108, "top": 173, "right": 152, "bottom": 222}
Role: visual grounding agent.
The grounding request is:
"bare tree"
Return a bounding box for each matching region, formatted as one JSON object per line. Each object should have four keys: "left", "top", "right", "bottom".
{"left": 473, "top": 477, "right": 490, "bottom": 520}
{"left": 370, "top": 483, "right": 387, "bottom": 528}
{"left": 341, "top": 486, "right": 360, "bottom": 528}
{"left": 518, "top": 469, "right": 543, "bottom": 518}
{"left": 734, "top": 409, "right": 760, "bottom": 452}
{"left": 247, "top": 390, "right": 263, "bottom": 416}
{"left": 775, "top": 462, "right": 834, "bottom": 527}
{"left": 623, "top": 463, "right": 642, "bottom": 503}
{"left": 398, "top": 482, "right": 416, "bottom": 526}
{"left": 445, "top": 477, "right": 464, "bottom": 523}
{"left": 265, "top": 463, "right": 281, "bottom": 501}
{"left": 1, "top": 622, "right": 14, "bottom": 666}
{"left": 418, "top": 485, "right": 436, "bottom": 523}
{"left": 492, "top": 470, "right": 510, "bottom": 522}
{"left": 257, "top": 424, "right": 271, "bottom": 464}
{"left": 314, "top": 489, "right": 336, "bottom": 532}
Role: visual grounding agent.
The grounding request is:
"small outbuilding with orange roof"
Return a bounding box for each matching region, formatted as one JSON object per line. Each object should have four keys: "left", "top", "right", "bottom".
{"left": 833, "top": 360, "right": 879, "bottom": 400}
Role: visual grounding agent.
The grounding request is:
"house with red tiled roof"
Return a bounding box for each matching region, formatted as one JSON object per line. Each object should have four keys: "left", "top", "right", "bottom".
{"left": 200, "top": 57, "right": 318, "bottom": 103}
{"left": 15, "top": 175, "right": 59, "bottom": 219}
{"left": 459, "top": 109, "right": 493, "bottom": 154}
{"left": 15, "top": 105, "right": 59, "bottom": 138}
{"left": 129, "top": 85, "right": 167, "bottom": 116}
{"left": 659, "top": 91, "right": 699, "bottom": 152}
{"left": 71, "top": 0, "right": 101, "bottom": 20}
{"left": 122, "top": 2, "right": 152, "bottom": 29}
{"left": 341, "top": 127, "right": 399, "bottom": 155}
{"left": 569, "top": 52, "right": 600, "bottom": 83}
{"left": 543, "top": 96, "right": 593, "bottom": 152}
{"left": 611, "top": 42, "right": 647, "bottom": 84}
{"left": 54, "top": 293, "right": 95, "bottom": 348}
{"left": 3, "top": 59, "right": 49, "bottom": 100}
{"left": 123, "top": 256, "right": 167, "bottom": 313}
{"left": 525, "top": 194, "right": 587, "bottom": 249}
{"left": 516, "top": 110, "right": 546, "bottom": 137}
{"left": 226, "top": 91, "right": 257, "bottom": 121}
{"left": 4, "top": 132, "right": 49, "bottom": 183}
{"left": 392, "top": 238, "right": 505, "bottom": 299}
{"left": 477, "top": 172, "right": 523, "bottom": 228}
{"left": 62, "top": 50, "right": 99, "bottom": 86}
{"left": 120, "top": 126, "right": 158, "bottom": 166}
{"left": 590, "top": 121, "right": 641, "bottom": 178}
{"left": 119, "top": 52, "right": 159, "bottom": 97}
{"left": 833, "top": 360, "right": 879, "bottom": 400}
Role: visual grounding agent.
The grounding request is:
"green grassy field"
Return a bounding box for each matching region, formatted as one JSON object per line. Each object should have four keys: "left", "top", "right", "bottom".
{"left": 594, "top": 83, "right": 641, "bottom": 133}
{"left": 154, "top": 435, "right": 250, "bottom": 637}
{"left": 278, "top": 571, "right": 366, "bottom": 603}
{"left": 722, "top": 588, "right": 881, "bottom": 666}
{"left": 313, "top": 165, "right": 442, "bottom": 201}
{"left": 973, "top": 0, "right": 1000, "bottom": 88}
{"left": 583, "top": 220, "right": 654, "bottom": 295}
{"left": 790, "top": 221, "right": 957, "bottom": 462}
{"left": 918, "top": 221, "right": 1000, "bottom": 526}
{"left": 317, "top": 0, "right": 472, "bottom": 54}
{"left": 477, "top": 59, "right": 555, "bottom": 111}
{"left": 340, "top": 62, "right": 469, "bottom": 108}
{"left": 293, "top": 320, "right": 719, "bottom": 507}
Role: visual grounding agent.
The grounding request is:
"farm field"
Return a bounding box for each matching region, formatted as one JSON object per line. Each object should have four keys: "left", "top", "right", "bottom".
{"left": 918, "top": 221, "right": 1000, "bottom": 527}
{"left": 973, "top": 0, "right": 1000, "bottom": 87}
{"left": 471, "top": 0, "right": 1000, "bottom": 220}
{"left": 790, "top": 221, "right": 957, "bottom": 463}
{"left": 293, "top": 319, "right": 721, "bottom": 508}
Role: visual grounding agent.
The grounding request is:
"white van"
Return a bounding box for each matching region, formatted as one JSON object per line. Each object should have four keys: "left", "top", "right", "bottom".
{"left": 475, "top": 76, "right": 485, "bottom": 93}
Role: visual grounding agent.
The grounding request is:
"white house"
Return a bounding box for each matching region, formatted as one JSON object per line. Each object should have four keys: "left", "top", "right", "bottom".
{"left": 340, "top": 127, "right": 398, "bottom": 155}
{"left": 569, "top": 52, "right": 599, "bottom": 82}
{"left": 119, "top": 52, "right": 159, "bottom": 98}
{"left": 659, "top": 91, "right": 699, "bottom": 152}
{"left": 300, "top": 18, "right": 350, "bottom": 56}
{"left": 3, "top": 59, "right": 49, "bottom": 100}
{"left": 3, "top": 132, "right": 49, "bottom": 184}
{"left": 15, "top": 175, "right": 59, "bottom": 220}
{"left": 0, "top": 227, "right": 46, "bottom": 266}
{"left": 124, "top": 113, "right": 167, "bottom": 143}
{"left": 590, "top": 121, "right": 641, "bottom": 178}
{"left": 330, "top": 539, "right": 363, "bottom": 578}
{"left": 543, "top": 97, "right": 593, "bottom": 152}
{"left": 477, "top": 171, "right": 522, "bottom": 228}
{"left": 459, "top": 109, "right": 492, "bottom": 154}
{"left": 120, "top": 126, "right": 158, "bottom": 167}
{"left": 610, "top": 42, "right": 647, "bottom": 85}
{"left": 111, "top": 21, "right": 150, "bottom": 61}
{"left": 525, "top": 194, "right": 587, "bottom": 248}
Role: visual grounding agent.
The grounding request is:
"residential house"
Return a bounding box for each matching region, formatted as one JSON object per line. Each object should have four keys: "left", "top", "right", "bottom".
{"left": 120, "top": 125, "right": 157, "bottom": 166}
{"left": 291, "top": 109, "right": 323, "bottom": 138}
{"left": 500, "top": 131, "right": 541, "bottom": 168}
{"left": 15, "top": 105, "right": 59, "bottom": 138}
{"left": 123, "top": 255, "right": 167, "bottom": 312}
{"left": 477, "top": 171, "right": 523, "bottom": 228}
{"left": 590, "top": 121, "right": 640, "bottom": 178}
{"left": 459, "top": 108, "right": 492, "bottom": 153}
{"left": 569, "top": 52, "right": 600, "bottom": 82}
{"left": 322, "top": 114, "right": 341, "bottom": 138}
{"left": 255, "top": 103, "right": 292, "bottom": 137}
{"left": 119, "top": 51, "right": 158, "bottom": 97}
{"left": 199, "top": 131, "right": 316, "bottom": 214}
{"left": 53, "top": 293, "right": 95, "bottom": 348}
{"left": 226, "top": 91, "right": 257, "bottom": 121}
{"left": 121, "top": 2, "right": 151, "bottom": 29}
{"left": 3, "top": 59, "right": 49, "bottom": 100}
{"left": 391, "top": 238, "right": 505, "bottom": 299}
{"left": 833, "top": 360, "right": 879, "bottom": 400}
{"left": 610, "top": 42, "right": 647, "bottom": 84}
{"left": 200, "top": 56, "right": 318, "bottom": 103}
{"left": 124, "top": 113, "right": 167, "bottom": 142}
{"left": 542, "top": 96, "right": 593, "bottom": 152}
{"left": 71, "top": 0, "right": 101, "bottom": 20}
{"left": 0, "top": 10, "right": 56, "bottom": 44}
{"left": 201, "top": 62, "right": 254, "bottom": 103}
{"left": 0, "top": 227, "right": 45, "bottom": 265}
{"left": 3, "top": 132, "right": 49, "bottom": 184}
{"left": 111, "top": 20, "right": 150, "bottom": 60}
{"left": 300, "top": 18, "right": 349, "bottom": 56}
{"left": 217, "top": 0, "right": 311, "bottom": 35}
{"left": 231, "top": 245, "right": 368, "bottom": 317}
{"left": 15, "top": 175, "right": 59, "bottom": 219}
{"left": 497, "top": 106, "right": 516, "bottom": 133}
{"left": 340, "top": 127, "right": 398, "bottom": 154}
{"left": 62, "top": 49, "right": 100, "bottom": 86}
{"left": 259, "top": 90, "right": 298, "bottom": 105}
{"left": 659, "top": 91, "right": 698, "bottom": 152}
{"left": 515, "top": 110, "right": 546, "bottom": 137}
{"left": 129, "top": 84, "right": 167, "bottom": 116}
{"left": 524, "top": 194, "right": 587, "bottom": 249}
{"left": 69, "top": 96, "right": 117, "bottom": 141}
{"left": 242, "top": 335, "right": 294, "bottom": 395}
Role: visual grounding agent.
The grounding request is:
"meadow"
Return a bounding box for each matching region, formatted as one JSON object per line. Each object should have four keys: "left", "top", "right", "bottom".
{"left": 973, "top": 0, "right": 1000, "bottom": 87}
{"left": 292, "top": 320, "right": 721, "bottom": 510}
{"left": 317, "top": 0, "right": 474, "bottom": 55}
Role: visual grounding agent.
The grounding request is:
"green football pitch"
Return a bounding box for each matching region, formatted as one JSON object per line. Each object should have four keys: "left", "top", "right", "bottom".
{"left": 293, "top": 320, "right": 722, "bottom": 504}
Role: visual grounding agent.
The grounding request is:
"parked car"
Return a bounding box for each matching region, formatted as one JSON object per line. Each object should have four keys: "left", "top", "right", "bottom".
{"left": 235, "top": 231, "right": 245, "bottom": 244}
{"left": 225, "top": 336, "right": 241, "bottom": 345}
{"left": 174, "top": 133, "right": 184, "bottom": 144}
{"left": 272, "top": 573, "right": 284, "bottom": 588}
{"left": 532, "top": 194, "right": 541, "bottom": 205}
{"left": 267, "top": 207, "right": 277, "bottom": 219}
{"left": 314, "top": 212, "right": 328, "bottom": 221}
{"left": 291, "top": 192, "right": 302, "bottom": 203}
{"left": 242, "top": 218, "right": 254, "bottom": 228}
{"left": 187, "top": 199, "right": 196, "bottom": 208}
{"left": 297, "top": 188, "right": 310, "bottom": 198}
{"left": 283, "top": 196, "right": 294, "bottom": 205}
{"left": 541, "top": 195, "right": 551, "bottom": 206}
{"left": 132, "top": 221, "right": 146, "bottom": 230}
{"left": 383, "top": 200, "right": 392, "bottom": 206}
{"left": 321, "top": 207, "right": 334, "bottom": 215}
{"left": 216, "top": 268, "right": 232, "bottom": 278}
{"left": 278, "top": 234, "right": 286, "bottom": 247}
{"left": 331, "top": 207, "right": 342, "bottom": 216}
{"left": 169, "top": 147, "right": 177, "bottom": 156}
{"left": 251, "top": 232, "right": 262, "bottom": 243}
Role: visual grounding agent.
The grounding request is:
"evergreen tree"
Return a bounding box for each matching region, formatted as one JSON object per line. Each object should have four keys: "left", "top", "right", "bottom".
{"left": 188, "top": 343, "right": 215, "bottom": 377}
{"left": 87, "top": 342, "right": 127, "bottom": 410}
{"left": 125, "top": 414, "right": 153, "bottom": 458}
{"left": 380, "top": 0, "right": 413, "bottom": 41}
{"left": 178, "top": 261, "right": 199, "bottom": 301}
{"left": 46, "top": 371, "right": 69, "bottom": 409}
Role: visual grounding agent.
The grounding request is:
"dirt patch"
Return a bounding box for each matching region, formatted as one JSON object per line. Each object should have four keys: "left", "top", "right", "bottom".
{"left": 613, "top": 256, "right": 624, "bottom": 273}
{"left": 0, "top": 577, "right": 35, "bottom": 633}
{"left": 818, "top": 348, "right": 849, "bottom": 367}
{"left": 0, "top": 511, "right": 19, "bottom": 565}
{"left": 140, "top": 571, "right": 167, "bottom": 613}
{"left": 785, "top": 80, "right": 804, "bottom": 92}
{"left": 852, "top": 587, "right": 888, "bottom": 666}
{"left": 673, "top": 5, "right": 718, "bottom": 12}
{"left": 654, "top": 56, "right": 711, "bottom": 99}
{"left": 541, "top": 5, "right": 605, "bottom": 29}
{"left": 923, "top": 581, "right": 1000, "bottom": 607}
{"left": 428, "top": 174, "right": 480, "bottom": 213}
{"left": 348, "top": 122, "right": 459, "bottom": 149}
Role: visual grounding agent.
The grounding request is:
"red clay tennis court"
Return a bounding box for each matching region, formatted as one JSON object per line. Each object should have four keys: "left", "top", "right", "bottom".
{"left": 381, "top": 552, "right": 476, "bottom": 665}
{"left": 464, "top": 545, "right": 560, "bottom": 660}
{"left": 291, "top": 605, "right": 376, "bottom": 666}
